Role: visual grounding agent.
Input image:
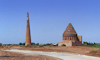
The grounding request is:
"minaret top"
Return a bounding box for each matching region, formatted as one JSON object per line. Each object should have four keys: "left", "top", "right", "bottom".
{"left": 27, "top": 12, "right": 29, "bottom": 17}
{"left": 27, "top": 12, "right": 29, "bottom": 20}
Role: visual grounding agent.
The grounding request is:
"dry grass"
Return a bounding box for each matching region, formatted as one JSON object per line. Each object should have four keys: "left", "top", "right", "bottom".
{"left": 89, "top": 50, "right": 98, "bottom": 53}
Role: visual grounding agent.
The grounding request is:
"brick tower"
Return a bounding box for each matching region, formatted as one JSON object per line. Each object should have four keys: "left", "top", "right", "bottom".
{"left": 58, "top": 23, "right": 82, "bottom": 46}
{"left": 25, "top": 12, "right": 31, "bottom": 46}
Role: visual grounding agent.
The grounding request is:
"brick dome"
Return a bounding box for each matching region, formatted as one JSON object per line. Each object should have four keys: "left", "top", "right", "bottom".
{"left": 63, "top": 23, "right": 79, "bottom": 41}
{"left": 58, "top": 23, "right": 82, "bottom": 46}
{"left": 63, "top": 23, "right": 77, "bottom": 37}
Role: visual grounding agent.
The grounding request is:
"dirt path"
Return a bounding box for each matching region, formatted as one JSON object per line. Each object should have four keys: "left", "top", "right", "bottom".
{"left": 1, "top": 49, "right": 61, "bottom": 60}
{"left": 4, "top": 49, "right": 100, "bottom": 60}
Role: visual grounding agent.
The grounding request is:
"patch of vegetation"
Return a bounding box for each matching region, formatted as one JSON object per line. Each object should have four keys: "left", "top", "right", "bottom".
{"left": 25, "top": 45, "right": 32, "bottom": 47}
{"left": 2, "top": 42, "right": 58, "bottom": 48}
{"left": 19, "top": 43, "right": 25, "bottom": 45}
{"left": 39, "top": 45, "right": 44, "bottom": 47}
{"left": 89, "top": 50, "right": 98, "bottom": 53}
{"left": 9, "top": 45, "right": 13, "bottom": 47}
{"left": 98, "top": 48, "right": 100, "bottom": 52}
{"left": 53, "top": 44, "right": 58, "bottom": 46}
{"left": 82, "top": 42, "right": 100, "bottom": 48}
{"left": 61, "top": 44, "right": 66, "bottom": 46}
{"left": 41, "top": 43, "right": 58, "bottom": 47}
{"left": 0, "top": 43, "right": 2, "bottom": 47}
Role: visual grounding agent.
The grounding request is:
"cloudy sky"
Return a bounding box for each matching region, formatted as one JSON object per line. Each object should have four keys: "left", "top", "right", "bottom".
{"left": 0, "top": 0, "right": 100, "bottom": 44}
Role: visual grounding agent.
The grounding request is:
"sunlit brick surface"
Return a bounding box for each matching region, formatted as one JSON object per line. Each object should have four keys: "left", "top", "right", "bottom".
{"left": 58, "top": 23, "right": 82, "bottom": 46}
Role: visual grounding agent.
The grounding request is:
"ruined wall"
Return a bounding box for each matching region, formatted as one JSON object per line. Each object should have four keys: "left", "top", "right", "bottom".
{"left": 72, "top": 41, "right": 82, "bottom": 46}
{"left": 58, "top": 40, "right": 72, "bottom": 46}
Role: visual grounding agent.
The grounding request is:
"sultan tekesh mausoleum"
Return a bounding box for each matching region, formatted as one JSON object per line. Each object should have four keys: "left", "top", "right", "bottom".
{"left": 58, "top": 23, "right": 82, "bottom": 46}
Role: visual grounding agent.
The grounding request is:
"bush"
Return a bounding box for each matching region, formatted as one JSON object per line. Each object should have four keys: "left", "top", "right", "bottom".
{"left": 39, "top": 45, "right": 44, "bottom": 47}
{"left": 0, "top": 43, "right": 2, "bottom": 47}
{"left": 82, "top": 42, "right": 100, "bottom": 48}
{"left": 89, "top": 50, "right": 98, "bottom": 53}
{"left": 25, "top": 45, "right": 32, "bottom": 47}
{"left": 61, "top": 44, "right": 66, "bottom": 46}
{"left": 98, "top": 48, "right": 100, "bottom": 52}
{"left": 53, "top": 45, "right": 57, "bottom": 46}
{"left": 9, "top": 45, "right": 13, "bottom": 47}
{"left": 19, "top": 43, "right": 23, "bottom": 45}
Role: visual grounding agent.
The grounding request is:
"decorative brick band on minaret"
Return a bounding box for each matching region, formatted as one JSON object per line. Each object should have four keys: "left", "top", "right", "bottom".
{"left": 25, "top": 12, "right": 31, "bottom": 46}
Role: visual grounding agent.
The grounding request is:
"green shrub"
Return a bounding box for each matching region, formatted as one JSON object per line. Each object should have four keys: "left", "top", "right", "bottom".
{"left": 98, "top": 48, "right": 100, "bottom": 52}
{"left": 0, "top": 43, "right": 2, "bottom": 47}
{"left": 25, "top": 45, "right": 31, "bottom": 47}
{"left": 89, "top": 50, "right": 98, "bottom": 53}
{"left": 61, "top": 44, "right": 66, "bottom": 46}
{"left": 39, "top": 45, "right": 44, "bottom": 47}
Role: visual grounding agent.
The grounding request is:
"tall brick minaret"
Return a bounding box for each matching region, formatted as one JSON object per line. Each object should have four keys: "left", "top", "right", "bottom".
{"left": 25, "top": 12, "right": 31, "bottom": 46}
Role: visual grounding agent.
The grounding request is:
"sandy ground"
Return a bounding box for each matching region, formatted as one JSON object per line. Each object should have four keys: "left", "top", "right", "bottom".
{"left": 1, "top": 46, "right": 100, "bottom": 60}
{"left": 0, "top": 48, "right": 62, "bottom": 60}
{"left": 4, "top": 49, "right": 100, "bottom": 60}
{"left": 19, "top": 46, "right": 100, "bottom": 57}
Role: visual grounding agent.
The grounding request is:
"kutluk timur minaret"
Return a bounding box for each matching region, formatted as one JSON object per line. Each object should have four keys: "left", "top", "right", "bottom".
{"left": 58, "top": 23, "right": 82, "bottom": 46}
{"left": 25, "top": 12, "right": 31, "bottom": 46}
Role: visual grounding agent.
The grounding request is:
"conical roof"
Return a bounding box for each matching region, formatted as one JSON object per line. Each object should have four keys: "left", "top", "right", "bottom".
{"left": 63, "top": 23, "right": 77, "bottom": 36}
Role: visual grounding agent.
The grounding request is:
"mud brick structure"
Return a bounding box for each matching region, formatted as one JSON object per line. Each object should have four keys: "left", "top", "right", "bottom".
{"left": 25, "top": 12, "right": 31, "bottom": 46}
{"left": 58, "top": 23, "right": 82, "bottom": 46}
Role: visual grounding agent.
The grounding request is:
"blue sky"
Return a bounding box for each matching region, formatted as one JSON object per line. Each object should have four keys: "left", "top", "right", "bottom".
{"left": 0, "top": 0, "right": 100, "bottom": 44}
